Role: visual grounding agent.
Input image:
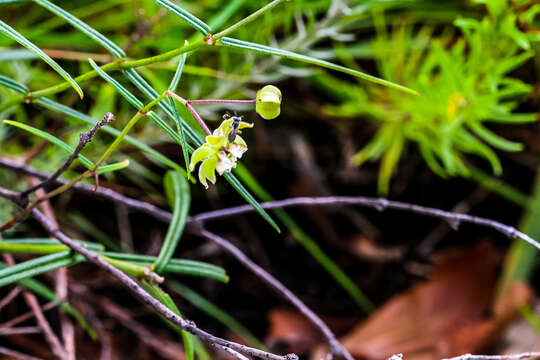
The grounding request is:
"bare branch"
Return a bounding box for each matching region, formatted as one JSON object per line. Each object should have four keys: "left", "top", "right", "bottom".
{"left": 0, "top": 345, "right": 45, "bottom": 360}
{"left": 3, "top": 254, "right": 68, "bottom": 360}
{"left": 197, "top": 227, "right": 353, "bottom": 360}
{"left": 190, "top": 196, "right": 540, "bottom": 251}
{"left": 442, "top": 353, "right": 540, "bottom": 360}
{"left": 0, "top": 157, "right": 171, "bottom": 222}
{"left": 0, "top": 187, "right": 297, "bottom": 360}
{"left": 1, "top": 159, "right": 537, "bottom": 252}
{"left": 20, "top": 112, "right": 115, "bottom": 198}
{"left": 212, "top": 343, "right": 251, "bottom": 360}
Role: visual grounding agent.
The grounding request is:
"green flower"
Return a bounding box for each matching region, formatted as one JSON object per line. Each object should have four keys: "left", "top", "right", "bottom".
{"left": 190, "top": 118, "right": 253, "bottom": 188}
{"left": 256, "top": 85, "right": 282, "bottom": 120}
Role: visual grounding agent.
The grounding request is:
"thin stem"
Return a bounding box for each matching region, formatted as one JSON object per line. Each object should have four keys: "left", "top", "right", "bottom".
{"left": 2, "top": 159, "right": 537, "bottom": 254}
{"left": 197, "top": 228, "right": 354, "bottom": 360}
{"left": 0, "top": 189, "right": 298, "bottom": 360}
{"left": 213, "top": 0, "right": 289, "bottom": 39}
{"left": 189, "top": 196, "right": 540, "bottom": 251}
{"left": 185, "top": 103, "right": 211, "bottom": 135}
{"left": 21, "top": 112, "right": 115, "bottom": 198}
{"left": 441, "top": 353, "right": 540, "bottom": 360}
{"left": 187, "top": 99, "right": 256, "bottom": 104}
{"left": 166, "top": 91, "right": 212, "bottom": 135}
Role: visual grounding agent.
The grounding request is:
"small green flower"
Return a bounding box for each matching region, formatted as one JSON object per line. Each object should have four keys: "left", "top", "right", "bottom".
{"left": 256, "top": 85, "right": 282, "bottom": 120}
{"left": 190, "top": 117, "right": 253, "bottom": 188}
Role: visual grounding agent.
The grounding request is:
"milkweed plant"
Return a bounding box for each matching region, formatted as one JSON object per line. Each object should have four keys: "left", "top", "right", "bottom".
{"left": 190, "top": 85, "right": 282, "bottom": 188}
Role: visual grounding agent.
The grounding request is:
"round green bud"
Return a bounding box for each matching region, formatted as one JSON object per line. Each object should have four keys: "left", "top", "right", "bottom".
{"left": 256, "top": 85, "right": 282, "bottom": 120}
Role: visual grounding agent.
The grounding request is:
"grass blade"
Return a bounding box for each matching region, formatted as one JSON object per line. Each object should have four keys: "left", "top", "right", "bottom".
{"left": 153, "top": 0, "right": 211, "bottom": 36}
{"left": 101, "top": 252, "right": 228, "bottom": 282}
{"left": 33, "top": 0, "right": 125, "bottom": 58}
{"left": 219, "top": 36, "right": 418, "bottom": 95}
{"left": 0, "top": 20, "right": 83, "bottom": 98}
{"left": 153, "top": 171, "right": 190, "bottom": 274}
{"left": 89, "top": 58, "right": 143, "bottom": 108}
{"left": 0, "top": 252, "right": 84, "bottom": 288}
{"left": 0, "top": 74, "right": 28, "bottom": 93}
{"left": 168, "top": 45, "right": 187, "bottom": 92}
{"left": 147, "top": 283, "right": 195, "bottom": 360}
{"left": 3, "top": 120, "right": 129, "bottom": 175}
{"left": 168, "top": 48, "right": 191, "bottom": 178}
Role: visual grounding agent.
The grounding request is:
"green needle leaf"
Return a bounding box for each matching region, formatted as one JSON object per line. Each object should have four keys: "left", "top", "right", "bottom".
{"left": 153, "top": 171, "right": 190, "bottom": 274}
{"left": 0, "top": 20, "right": 83, "bottom": 98}
{"left": 219, "top": 36, "right": 419, "bottom": 95}
{"left": 3, "top": 120, "right": 129, "bottom": 175}
{"left": 33, "top": 0, "right": 126, "bottom": 58}
{"left": 147, "top": 284, "right": 195, "bottom": 360}
{"left": 0, "top": 74, "right": 28, "bottom": 93}
{"left": 154, "top": 0, "right": 211, "bottom": 36}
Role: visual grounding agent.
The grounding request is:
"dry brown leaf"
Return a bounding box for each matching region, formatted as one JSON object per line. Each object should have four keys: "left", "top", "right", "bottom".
{"left": 267, "top": 308, "right": 325, "bottom": 354}
{"left": 325, "top": 242, "right": 534, "bottom": 360}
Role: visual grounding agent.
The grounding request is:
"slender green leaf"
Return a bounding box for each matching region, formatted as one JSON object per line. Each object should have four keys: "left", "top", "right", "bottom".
{"left": 33, "top": 0, "right": 125, "bottom": 58}
{"left": 101, "top": 252, "right": 228, "bottom": 282}
{"left": 167, "top": 46, "right": 191, "bottom": 176}
{"left": 0, "top": 252, "right": 84, "bottom": 288}
{"left": 0, "top": 74, "right": 28, "bottom": 93}
{"left": 153, "top": 0, "right": 211, "bottom": 36}
{"left": 469, "top": 122, "right": 523, "bottom": 152}
{"left": 0, "top": 20, "right": 83, "bottom": 98}
{"left": 3, "top": 120, "right": 129, "bottom": 175}
{"left": 169, "top": 45, "right": 187, "bottom": 92}
{"left": 0, "top": 0, "right": 28, "bottom": 4}
{"left": 148, "top": 283, "right": 195, "bottom": 360}
{"left": 89, "top": 59, "right": 143, "bottom": 108}
{"left": 219, "top": 36, "right": 419, "bottom": 95}
{"left": 153, "top": 171, "right": 190, "bottom": 274}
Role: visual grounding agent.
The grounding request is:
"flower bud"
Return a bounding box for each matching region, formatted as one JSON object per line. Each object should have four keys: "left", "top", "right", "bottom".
{"left": 256, "top": 85, "right": 282, "bottom": 120}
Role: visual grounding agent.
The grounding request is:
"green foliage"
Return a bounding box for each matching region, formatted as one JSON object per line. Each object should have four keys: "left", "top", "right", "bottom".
{"left": 0, "top": 19, "right": 83, "bottom": 97}
{"left": 153, "top": 171, "right": 190, "bottom": 274}
{"left": 319, "top": 4, "right": 538, "bottom": 194}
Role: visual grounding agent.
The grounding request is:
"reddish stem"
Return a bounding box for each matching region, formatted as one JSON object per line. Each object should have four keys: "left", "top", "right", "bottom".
{"left": 187, "top": 99, "right": 256, "bottom": 104}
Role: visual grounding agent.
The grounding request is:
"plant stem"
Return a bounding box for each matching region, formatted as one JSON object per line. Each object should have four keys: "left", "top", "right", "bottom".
{"left": 213, "top": 0, "right": 289, "bottom": 39}
{"left": 187, "top": 99, "right": 256, "bottom": 104}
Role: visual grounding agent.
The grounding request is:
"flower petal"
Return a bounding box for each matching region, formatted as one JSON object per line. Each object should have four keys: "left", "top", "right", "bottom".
{"left": 238, "top": 121, "right": 254, "bottom": 130}
{"left": 199, "top": 156, "right": 217, "bottom": 188}
{"left": 206, "top": 135, "right": 226, "bottom": 148}
{"left": 216, "top": 151, "right": 236, "bottom": 175}
{"left": 189, "top": 146, "right": 215, "bottom": 172}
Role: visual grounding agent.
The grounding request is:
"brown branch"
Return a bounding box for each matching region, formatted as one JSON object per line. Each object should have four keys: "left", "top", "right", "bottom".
{"left": 0, "top": 187, "right": 297, "bottom": 360}
{"left": 3, "top": 254, "right": 68, "bottom": 360}
{"left": 189, "top": 196, "right": 540, "bottom": 250}
{"left": 0, "top": 345, "right": 45, "bottom": 360}
{"left": 442, "top": 354, "right": 540, "bottom": 360}
{"left": 196, "top": 227, "right": 353, "bottom": 360}
{"left": 0, "top": 301, "right": 60, "bottom": 329}
{"left": 20, "top": 112, "right": 115, "bottom": 198}
{"left": 0, "top": 157, "right": 172, "bottom": 222}
{"left": 0, "top": 286, "right": 21, "bottom": 312}
{"left": 3, "top": 159, "right": 535, "bottom": 252}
